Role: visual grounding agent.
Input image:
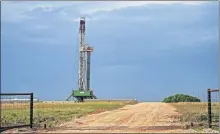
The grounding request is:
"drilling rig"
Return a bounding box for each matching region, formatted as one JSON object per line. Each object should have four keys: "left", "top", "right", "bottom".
{"left": 66, "top": 17, "right": 97, "bottom": 102}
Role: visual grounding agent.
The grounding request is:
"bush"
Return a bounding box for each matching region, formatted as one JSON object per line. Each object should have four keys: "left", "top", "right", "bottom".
{"left": 162, "top": 94, "right": 200, "bottom": 103}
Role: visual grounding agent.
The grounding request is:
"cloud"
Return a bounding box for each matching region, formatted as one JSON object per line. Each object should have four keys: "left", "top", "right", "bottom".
{"left": 2, "top": 1, "right": 208, "bottom": 23}
{"left": 2, "top": 1, "right": 218, "bottom": 101}
{"left": 2, "top": 1, "right": 217, "bottom": 50}
{"left": 79, "top": 1, "right": 207, "bottom": 15}
{"left": 28, "top": 4, "right": 55, "bottom": 12}
{"left": 1, "top": 1, "right": 81, "bottom": 23}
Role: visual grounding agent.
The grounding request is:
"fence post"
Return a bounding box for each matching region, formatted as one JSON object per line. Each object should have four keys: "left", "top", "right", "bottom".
{"left": 30, "top": 93, "right": 33, "bottom": 129}
{"left": 207, "top": 89, "right": 212, "bottom": 128}
{"left": 0, "top": 94, "right": 1, "bottom": 130}
{"left": 219, "top": 89, "right": 220, "bottom": 133}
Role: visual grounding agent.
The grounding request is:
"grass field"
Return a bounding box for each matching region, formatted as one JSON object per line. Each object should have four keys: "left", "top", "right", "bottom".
{"left": 1, "top": 101, "right": 137, "bottom": 128}
{"left": 171, "top": 102, "right": 219, "bottom": 131}
{"left": 1, "top": 101, "right": 219, "bottom": 131}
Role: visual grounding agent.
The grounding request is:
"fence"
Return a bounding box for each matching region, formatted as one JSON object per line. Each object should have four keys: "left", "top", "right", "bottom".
{"left": 0, "top": 91, "right": 219, "bottom": 132}
{"left": 0, "top": 93, "right": 33, "bottom": 132}
{"left": 207, "top": 89, "right": 219, "bottom": 130}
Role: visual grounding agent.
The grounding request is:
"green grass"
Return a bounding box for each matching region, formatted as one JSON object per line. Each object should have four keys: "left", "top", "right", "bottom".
{"left": 1, "top": 101, "right": 137, "bottom": 128}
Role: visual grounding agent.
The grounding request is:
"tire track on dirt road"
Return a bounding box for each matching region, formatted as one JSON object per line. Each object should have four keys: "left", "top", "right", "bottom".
{"left": 42, "top": 102, "right": 198, "bottom": 133}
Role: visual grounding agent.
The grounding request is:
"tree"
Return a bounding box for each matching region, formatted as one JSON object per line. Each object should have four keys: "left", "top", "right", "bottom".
{"left": 162, "top": 94, "right": 200, "bottom": 103}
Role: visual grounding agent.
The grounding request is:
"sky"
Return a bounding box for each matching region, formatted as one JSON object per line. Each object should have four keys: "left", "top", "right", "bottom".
{"left": 1, "top": 1, "right": 219, "bottom": 101}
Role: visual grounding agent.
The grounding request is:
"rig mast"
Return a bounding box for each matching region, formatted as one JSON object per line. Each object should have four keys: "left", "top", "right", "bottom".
{"left": 78, "top": 17, "right": 86, "bottom": 90}
{"left": 67, "top": 17, "right": 96, "bottom": 102}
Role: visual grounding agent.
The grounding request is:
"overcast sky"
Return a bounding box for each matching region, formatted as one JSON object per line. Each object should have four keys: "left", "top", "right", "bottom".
{"left": 1, "top": 1, "right": 219, "bottom": 101}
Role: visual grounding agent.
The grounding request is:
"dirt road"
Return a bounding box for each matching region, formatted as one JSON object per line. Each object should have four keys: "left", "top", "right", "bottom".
{"left": 43, "top": 102, "right": 197, "bottom": 133}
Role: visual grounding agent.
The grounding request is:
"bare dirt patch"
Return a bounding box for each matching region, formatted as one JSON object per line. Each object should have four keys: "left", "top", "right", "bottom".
{"left": 41, "top": 102, "right": 198, "bottom": 133}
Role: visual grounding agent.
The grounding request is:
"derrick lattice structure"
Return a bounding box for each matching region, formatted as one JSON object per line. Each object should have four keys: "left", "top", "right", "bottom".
{"left": 67, "top": 17, "right": 96, "bottom": 102}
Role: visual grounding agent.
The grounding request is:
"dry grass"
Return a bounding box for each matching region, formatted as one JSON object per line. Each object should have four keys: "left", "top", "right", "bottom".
{"left": 170, "top": 102, "right": 219, "bottom": 130}
{"left": 1, "top": 101, "right": 137, "bottom": 128}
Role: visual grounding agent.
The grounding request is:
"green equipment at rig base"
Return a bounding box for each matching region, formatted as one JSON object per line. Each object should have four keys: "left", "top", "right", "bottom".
{"left": 71, "top": 90, "right": 97, "bottom": 102}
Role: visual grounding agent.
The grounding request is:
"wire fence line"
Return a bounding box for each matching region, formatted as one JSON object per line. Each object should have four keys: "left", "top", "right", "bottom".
{"left": 0, "top": 91, "right": 219, "bottom": 132}
{"left": 0, "top": 93, "right": 33, "bottom": 132}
